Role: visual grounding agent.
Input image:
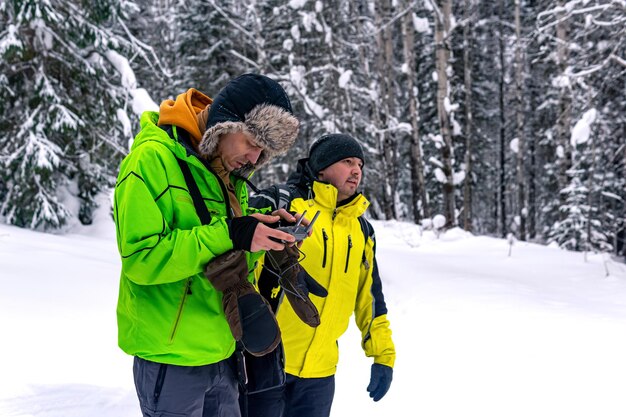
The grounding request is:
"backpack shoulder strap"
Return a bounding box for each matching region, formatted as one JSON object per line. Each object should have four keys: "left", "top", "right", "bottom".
{"left": 276, "top": 184, "right": 298, "bottom": 211}
{"left": 358, "top": 216, "right": 374, "bottom": 269}
{"left": 358, "top": 216, "right": 372, "bottom": 242}
{"left": 159, "top": 125, "right": 212, "bottom": 226}
{"left": 176, "top": 158, "right": 212, "bottom": 225}
{"left": 250, "top": 183, "right": 298, "bottom": 212}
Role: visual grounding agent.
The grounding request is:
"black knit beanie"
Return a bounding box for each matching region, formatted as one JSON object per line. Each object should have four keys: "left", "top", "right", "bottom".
{"left": 199, "top": 73, "right": 299, "bottom": 169}
{"left": 308, "top": 133, "right": 365, "bottom": 174}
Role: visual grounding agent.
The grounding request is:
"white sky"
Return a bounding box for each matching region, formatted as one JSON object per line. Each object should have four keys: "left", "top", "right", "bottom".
{"left": 1, "top": 206, "right": 626, "bottom": 417}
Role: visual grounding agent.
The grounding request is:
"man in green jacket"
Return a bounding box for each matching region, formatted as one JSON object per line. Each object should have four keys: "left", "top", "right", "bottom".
{"left": 114, "top": 74, "right": 305, "bottom": 417}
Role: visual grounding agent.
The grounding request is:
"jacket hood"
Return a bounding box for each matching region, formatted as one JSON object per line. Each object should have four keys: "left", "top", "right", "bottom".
{"left": 131, "top": 112, "right": 194, "bottom": 166}
{"left": 199, "top": 74, "right": 299, "bottom": 171}
{"left": 287, "top": 158, "right": 317, "bottom": 190}
{"left": 157, "top": 88, "right": 213, "bottom": 150}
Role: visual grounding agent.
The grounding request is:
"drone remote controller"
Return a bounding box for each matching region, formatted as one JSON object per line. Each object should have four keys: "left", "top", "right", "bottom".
{"left": 272, "top": 210, "right": 321, "bottom": 243}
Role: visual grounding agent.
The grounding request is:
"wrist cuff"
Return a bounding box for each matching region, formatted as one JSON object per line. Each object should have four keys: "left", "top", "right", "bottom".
{"left": 228, "top": 216, "right": 260, "bottom": 251}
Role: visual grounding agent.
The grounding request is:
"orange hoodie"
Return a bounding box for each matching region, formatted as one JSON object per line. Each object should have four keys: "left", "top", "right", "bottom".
{"left": 158, "top": 88, "right": 213, "bottom": 150}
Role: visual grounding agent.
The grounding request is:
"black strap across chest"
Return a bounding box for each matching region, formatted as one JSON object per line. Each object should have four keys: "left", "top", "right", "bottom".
{"left": 176, "top": 158, "right": 212, "bottom": 225}
{"left": 159, "top": 124, "right": 213, "bottom": 225}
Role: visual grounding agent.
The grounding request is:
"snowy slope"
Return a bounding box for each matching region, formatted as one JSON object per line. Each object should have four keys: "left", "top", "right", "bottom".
{"left": 1, "top": 215, "right": 625, "bottom": 417}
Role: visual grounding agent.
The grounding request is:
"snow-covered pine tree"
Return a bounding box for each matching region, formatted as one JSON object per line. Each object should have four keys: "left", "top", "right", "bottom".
{"left": 173, "top": 0, "right": 253, "bottom": 95}
{"left": 197, "top": 0, "right": 392, "bottom": 203}
{"left": 125, "top": 0, "right": 258, "bottom": 124}
{"left": 0, "top": 0, "right": 154, "bottom": 229}
{"left": 548, "top": 171, "right": 611, "bottom": 252}
{"left": 549, "top": 107, "right": 612, "bottom": 252}
{"left": 273, "top": 0, "right": 371, "bottom": 171}
{"left": 123, "top": 0, "right": 177, "bottom": 99}
{"left": 205, "top": 0, "right": 327, "bottom": 186}
{"left": 536, "top": 0, "right": 625, "bottom": 249}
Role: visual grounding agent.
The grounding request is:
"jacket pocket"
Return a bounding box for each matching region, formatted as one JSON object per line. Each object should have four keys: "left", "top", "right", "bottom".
{"left": 168, "top": 278, "right": 192, "bottom": 344}
{"left": 322, "top": 229, "right": 328, "bottom": 268}
{"left": 153, "top": 363, "right": 168, "bottom": 408}
{"left": 344, "top": 235, "right": 352, "bottom": 273}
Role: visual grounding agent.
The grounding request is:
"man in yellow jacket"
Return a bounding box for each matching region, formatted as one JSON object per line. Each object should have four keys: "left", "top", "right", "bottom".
{"left": 248, "top": 133, "right": 396, "bottom": 417}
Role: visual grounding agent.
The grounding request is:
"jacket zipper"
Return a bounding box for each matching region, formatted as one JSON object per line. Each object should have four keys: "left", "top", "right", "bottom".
{"left": 322, "top": 229, "right": 328, "bottom": 268}
{"left": 169, "top": 278, "right": 192, "bottom": 344}
{"left": 344, "top": 235, "right": 352, "bottom": 273}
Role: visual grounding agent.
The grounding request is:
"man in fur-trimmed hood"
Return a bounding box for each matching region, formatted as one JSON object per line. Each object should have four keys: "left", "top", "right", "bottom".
{"left": 199, "top": 73, "right": 299, "bottom": 171}
{"left": 114, "top": 73, "right": 319, "bottom": 417}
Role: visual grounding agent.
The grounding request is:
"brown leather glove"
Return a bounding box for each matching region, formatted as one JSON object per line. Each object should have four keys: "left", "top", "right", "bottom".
{"left": 205, "top": 250, "right": 281, "bottom": 356}
{"left": 266, "top": 245, "right": 328, "bottom": 327}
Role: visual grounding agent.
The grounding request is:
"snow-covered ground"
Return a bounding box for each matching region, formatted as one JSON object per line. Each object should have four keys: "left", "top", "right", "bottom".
{"left": 1, "top": 211, "right": 626, "bottom": 417}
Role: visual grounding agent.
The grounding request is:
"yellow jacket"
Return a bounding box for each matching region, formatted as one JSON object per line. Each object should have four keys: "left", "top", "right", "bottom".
{"left": 251, "top": 170, "right": 395, "bottom": 378}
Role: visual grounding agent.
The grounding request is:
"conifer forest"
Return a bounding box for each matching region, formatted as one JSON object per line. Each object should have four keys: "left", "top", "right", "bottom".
{"left": 1, "top": 0, "right": 624, "bottom": 255}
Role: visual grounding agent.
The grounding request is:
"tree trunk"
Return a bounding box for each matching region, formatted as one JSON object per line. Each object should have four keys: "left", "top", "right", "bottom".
{"left": 434, "top": 0, "right": 456, "bottom": 228}
{"left": 375, "top": 0, "right": 397, "bottom": 220}
{"left": 585, "top": 124, "right": 598, "bottom": 253}
{"left": 498, "top": 0, "right": 507, "bottom": 238}
{"left": 528, "top": 125, "right": 537, "bottom": 239}
{"left": 402, "top": 0, "right": 429, "bottom": 223}
{"left": 556, "top": 0, "right": 572, "bottom": 217}
{"left": 462, "top": 0, "right": 474, "bottom": 232}
{"left": 622, "top": 128, "right": 626, "bottom": 257}
{"left": 527, "top": 0, "right": 538, "bottom": 240}
{"left": 514, "top": 0, "right": 526, "bottom": 241}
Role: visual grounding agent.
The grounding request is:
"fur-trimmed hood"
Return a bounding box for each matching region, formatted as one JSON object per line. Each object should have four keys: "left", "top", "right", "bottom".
{"left": 199, "top": 74, "right": 299, "bottom": 172}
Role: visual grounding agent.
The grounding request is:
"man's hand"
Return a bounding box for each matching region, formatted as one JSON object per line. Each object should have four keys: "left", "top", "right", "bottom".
{"left": 271, "top": 209, "right": 311, "bottom": 229}
{"left": 367, "top": 363, "right": 393, "bottom": 402}
{"left": 249, "top": 213, "right": 296, "bottom": 252}
{"left": 271, "top": 208, "right": 297, "bottom": 224}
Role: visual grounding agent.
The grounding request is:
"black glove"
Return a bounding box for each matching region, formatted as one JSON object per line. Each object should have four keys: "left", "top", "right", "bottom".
{"left": 289, "top": 267, "right": 328, "bottom": 299}
{"left": 227, "top": 216, "right": 260, "bottom": 251}
{"left": 367, "top": 363, "right": 393, "bottom": 402}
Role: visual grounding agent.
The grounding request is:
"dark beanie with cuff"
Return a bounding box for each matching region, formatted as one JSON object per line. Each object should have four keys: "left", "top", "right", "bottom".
{"left": 199, "top": 73, "right": 299, "bottom": 170}
{"left": 308, "top": 133, "right": 365, "bottom": 174}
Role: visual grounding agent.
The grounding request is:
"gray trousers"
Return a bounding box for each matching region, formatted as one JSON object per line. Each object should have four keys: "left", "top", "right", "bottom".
{"left": 133, "top": 356, "right": 241, "bottom": 417}
{"left": 246, "top": 373, "right": 335, "bottom": 417}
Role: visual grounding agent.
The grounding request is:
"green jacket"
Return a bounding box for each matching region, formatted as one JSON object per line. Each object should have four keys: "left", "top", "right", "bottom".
{"left": 114, "top": 111, "right": 260, "bottom": 366}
